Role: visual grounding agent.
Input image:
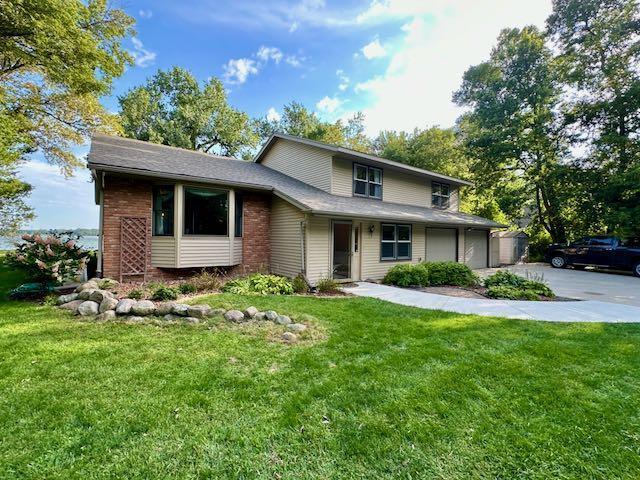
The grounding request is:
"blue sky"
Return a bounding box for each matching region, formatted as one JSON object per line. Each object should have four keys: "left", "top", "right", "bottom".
{"left": 19, "top": 0, "right": 552, "bottom": 229}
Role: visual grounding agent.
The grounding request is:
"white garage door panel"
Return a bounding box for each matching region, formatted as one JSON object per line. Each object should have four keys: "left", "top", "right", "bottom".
{"left": 465, "top": 230, "right": 488, "bottom": 269}
{"left": 426, "top": 228, "right": 457, "bottom": 262}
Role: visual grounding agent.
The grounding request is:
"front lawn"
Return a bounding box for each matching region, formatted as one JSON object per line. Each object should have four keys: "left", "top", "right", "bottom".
{"left": 1, "top": 260, "right": 640, "bottom": 478}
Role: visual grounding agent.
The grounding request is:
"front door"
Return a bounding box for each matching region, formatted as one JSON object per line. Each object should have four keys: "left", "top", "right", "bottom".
{"left": 332, "top": 221, "right": 352, "bottom": 280}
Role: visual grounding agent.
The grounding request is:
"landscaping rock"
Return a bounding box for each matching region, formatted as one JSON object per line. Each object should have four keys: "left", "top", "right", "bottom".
{"left": 182, "top": 316, "right": 200, "bottom": 324}
{"left": 264, "top": 310, "right": 278, "bottom": 321}
{"left": 77, "top": 301, "right": 99, "bottom": 316}
{"left": 244, "top": 306, "right": 259, "bottom": 318}
{"left": 172, "top": 304, "right": 190, "bottom": 316}
{"left": 115, "top": 298, "right": 136, "bottom": 315}
{"left": 57, "top": 293, "right": 78, "bottom": 305}
{"left": 75, "top": 281, "right": 98, "bottom": 293}
{"left": 187, "top": 304, "right": 212, "bottom": 318}
{"left": 224, "top": 310, "right": 246, "bottom": 322}
{"left": 97, "top": 278, "right": 119, "bottom": 290}
{"left": 131, "top": 300, "right": 155, "bottom": 316}
{"left": 275, "top": 315, "right": 292, "bottom": 326}
{"left": 163, "top": 314, "right": 183, "bottom": 321}
{"left": 99, "top": 297, "right": 118, "bottom": 313}
{"left": 96, "top": 310, "right": 116, "bottom": 322}
{"left": 89, "top": 289, "right": 113, "bottom": 303}
{"left": 60, "top": 300, "right": 83, "bottom": 313}
{"left": 207, "top": 308, "right": 226, "bottom": 317}
{"left": 254, "top": 312, "right": 266, "bottom": 321}
{"left": 281, "top": 332, "right": 298, "bottom": 343}
{"left": 287, "top": 323, "right": 307, "bottom": 332}
{"left": 77, "top": 289, "right": 96, "bottom": 300}
{"left": 155, "top": 302, "right": 176, "bottom": 316}
{"left": 126, "top": 316, "right": 146, "bottom": 322}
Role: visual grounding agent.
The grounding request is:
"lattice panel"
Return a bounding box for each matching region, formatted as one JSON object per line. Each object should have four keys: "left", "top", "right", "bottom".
{"left": 120, "top": 216, "right": 148, "bottom": 282}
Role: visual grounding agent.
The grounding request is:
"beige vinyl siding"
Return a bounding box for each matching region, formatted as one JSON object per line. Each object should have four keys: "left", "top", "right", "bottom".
{"left": 178, "top": 237, "right": 239, "bottom": 268}
{"left": 305, "top": 215, "right": 331, "bottom": 285}
{"left": 270, "top": 197, "right": 305, "bottom": 278}
{"left": 151, "top": 237, "right": 176, "bottom": 267}
{"left": 331, "top": 157, "right": 354, "bottom": 196}
{"left": 457, "top": 228, "right": 465, "bottom": 262}
{"left": 261, "top": 139, "right": 333, "bottom": 192}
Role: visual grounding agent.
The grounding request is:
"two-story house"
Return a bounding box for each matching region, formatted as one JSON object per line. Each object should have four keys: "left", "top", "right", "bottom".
{"left": 88, "top": 133, "right": 502, "bottom": 284}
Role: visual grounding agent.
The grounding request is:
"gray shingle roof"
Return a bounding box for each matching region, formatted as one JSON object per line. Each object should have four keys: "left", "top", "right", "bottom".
{"left": 88, "top": 134, "right": 503, "bottom": 228}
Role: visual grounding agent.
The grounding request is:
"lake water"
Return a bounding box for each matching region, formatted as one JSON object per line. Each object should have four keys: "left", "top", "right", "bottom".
{"left": 0, "top": 235, "right": 99, "bottom": 251}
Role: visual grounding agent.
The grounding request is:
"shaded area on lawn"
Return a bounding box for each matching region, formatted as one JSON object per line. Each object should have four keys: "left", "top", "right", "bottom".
{"left": 1, "top": 257, "right": 640, "bottom": 479}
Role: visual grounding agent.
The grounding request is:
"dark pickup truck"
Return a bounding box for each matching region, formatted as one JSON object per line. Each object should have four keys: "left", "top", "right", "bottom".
{"left": 546, "top": 235, "right": 640, "bottom": 277}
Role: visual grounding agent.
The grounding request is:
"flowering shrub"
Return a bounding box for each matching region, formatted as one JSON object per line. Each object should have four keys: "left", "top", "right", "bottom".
{"left": 5, "top": 231, "right": 89, "bottom": 284}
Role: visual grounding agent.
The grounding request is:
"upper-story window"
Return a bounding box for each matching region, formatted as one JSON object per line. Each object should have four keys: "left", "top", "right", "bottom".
{"left": 432, "top": 181, "right": 450, "bottom": 209}
{"left": 152, "top": 185, "right": 174, "bottom": 236}
{"left": 184, "top": 187, "right": 228, "bottom": 235}
{"left": 353, "top": 163, "right": 382, "bottom": 199}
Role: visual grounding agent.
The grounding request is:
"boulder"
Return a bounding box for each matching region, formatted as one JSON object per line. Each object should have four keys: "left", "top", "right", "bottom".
{"left": 163, "top": 313, "right": 183, "bottom": 321}
{"left": 115, "top": 298, "right": 136, "bottom": 315}
{"left": 99, "top": 297, "right": 118, "bottom": 313}
{"left": 224, "top": 310, "right": 246, "bottom": 322}
{"left": 207, "top": 308, "right": 226, "bottom": 317}
{"left": 281, "top": 332, "right": 298, "bottom": 343}
{"left": 59, "top": 300, "right": 83, "bottom": 313}
{"left": 77, "top": 289, "right": 96, "bottom": 301}
{"left": 275, "top": 315, "right": 292, "bottom": 326}
{"left": 96, "top": 310, "right": 116, "bottom": 322}
{"left": 254, "top": 312, "right": 266, "bottom": 321}
{"left": 182, "top": 316, "right": 200, "bottom": 324}
{"left": 155, "top": 302, "right": 176, "bottom": 316}
{"left": 89, "top": 289, "right": 113, "bottom": 303}
{"left": 172, "top": 304, "right": 190, "bottom": 316}
{"left": 244, "top": 306, "right": 259, "bottom": 318}
{"left": 131, "top": 299, "right": 155, "bottom": 316}
{"left": 77, "top": 300, "right": 99, "bottom": 316}
{"left": 187, "top": 304, "right": 212, "bottom": 318}
{"left": 75, "top": 281, "right": 99, "bottom": 293}
{"left": 97, "top": 278, "right": 119, "bottom": 290}
{"left": 57, "top": 293, "right": 78, "bottom": 305}
{"left": 264, "top": 310, "right": 278, "bottom": 321}
{"left": 287, "top": 323, "right": 307, "bottom": 332}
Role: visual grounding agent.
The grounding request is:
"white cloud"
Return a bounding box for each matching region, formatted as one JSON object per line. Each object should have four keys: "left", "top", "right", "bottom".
{"left": 316, "top": 95, "right": 342, "bottom": 114}
{"left": 361, "top": 38, "right": 387, "bottom": 59}
{"left": 336, "top": 69, "right": 350, "bottom": 91}
{"left": 257, "top": 46, "right": 283, "bottom": 63}
{"left": 289, "top": 21, "right": 299, "bottom": 32}
{"left": 138, "top": 9, "right": 153, "bottom": 19}
{"left": 285, "top": 55, "right": 304, "bottom": 67}
{"left": 222, "top": 58, "right": 259, "bottom": 84}
{"left": 350, "top": 0, "right": 553, "bottom": 135}
{"left": 266, "top": 107, "right": 281, "bottom": 122}
{"left": 129, "top": 37, "right": 156, "bottom": 67}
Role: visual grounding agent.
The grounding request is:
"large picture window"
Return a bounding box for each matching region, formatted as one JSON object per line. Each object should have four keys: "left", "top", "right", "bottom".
{"left": 381, "top": 224, "right": 412, "bottom": 260}
{"left": 183, "top": 187, "right": 228, "bottom": 235}
{"left": 152, "top": 185, "right": 174, "bottom": 236}
{"left": 354, "top": 163, "right": 382, "bottom": 199}
{"left": 432, "top": 182, "right": 450, "bottom": 209}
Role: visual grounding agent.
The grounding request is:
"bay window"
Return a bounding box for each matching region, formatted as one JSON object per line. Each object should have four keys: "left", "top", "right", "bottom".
{"left": 152, "top": 185, "right": 174, "bottom": 236}
{"left": 184, "top": 187, "right": 228, "bottom": 235}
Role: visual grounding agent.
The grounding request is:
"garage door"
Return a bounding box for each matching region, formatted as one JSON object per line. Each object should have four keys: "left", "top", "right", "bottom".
{"left": 465, "top": 230, "right": 488, "bottom": 269}
{"left": 426, "top": 228, "right": 457, "bottom": 262}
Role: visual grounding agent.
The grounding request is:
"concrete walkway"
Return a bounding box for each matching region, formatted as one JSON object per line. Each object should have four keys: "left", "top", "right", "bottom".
{"left": 343, "top": 282, "right": 640, "bottom": 323}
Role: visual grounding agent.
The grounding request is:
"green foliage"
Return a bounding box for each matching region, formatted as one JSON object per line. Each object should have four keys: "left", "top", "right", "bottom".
{"left": 178, "top": 283, "right": 197, "bottom": 295}
{"left": 150, "top": 284, "right": 179, "bottom": 301}
{"left": 127, "top": 289, "right": 143, "bottom": 300}
{"left": 383, "top": 264, "right": 430, "bottom": 287}
{"left": 291, "top": 274, "right": 310, "bottom": 294}
{"left": 484, "top": 270, "right": 525, "bottom": 288}
{"left": 191, "top": 269, "right": 222, "bottom": 292}
{"left": 425, "top": 261, "right": 479, "bottom": 287}
{"left": 4, "top": 231, "right": 89, "bottom": 284}
{"left": 484, "top": 270, "right": 555, "bottom": 299}
{"left": 222, "top": 274, "right": 294, "bottom": 295}
{"left": 486, "top": 285, "right": 540, "bottom": 301}
{"left": 119, "top": 67, "right": 257, "bottom": 157}
{"left": 97, "top": 278, "right": 119, "bottom": 290}
{"left": 315, "top": 277, "right": 341, "bottom": 294}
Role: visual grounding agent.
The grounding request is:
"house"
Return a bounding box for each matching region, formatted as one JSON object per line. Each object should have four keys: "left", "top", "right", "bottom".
{"left": 87, "top": 133, "right": 503, "bottom": 284}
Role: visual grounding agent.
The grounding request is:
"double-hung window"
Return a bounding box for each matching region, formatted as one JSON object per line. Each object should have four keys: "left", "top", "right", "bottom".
{"left": 381, "top": 224, "right": 412, "bottom": 260}
{"left": 152, "top": 185, "right": 174, "bottom": 236}
{"left": 183, "top": 187, "right": 228, "bottom": 235}
{"left": 354, "top": 164, "right": 382, "bottom": 199}
{"left": 432, "top": 182, "right": 450, "bottom": 209}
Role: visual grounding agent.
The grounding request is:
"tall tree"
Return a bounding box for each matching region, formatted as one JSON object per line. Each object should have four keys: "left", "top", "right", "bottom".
{"left": 256, "top": 102, "right": 372, "bottom": 153}
{"left": 119, "top": 67, "right": 258, "bottom": 158}
{"left": 454, "top": 26, "right": 575, "bottom": 243}
{"left": 547, "top": 0, "right": 640, "bottom": 236}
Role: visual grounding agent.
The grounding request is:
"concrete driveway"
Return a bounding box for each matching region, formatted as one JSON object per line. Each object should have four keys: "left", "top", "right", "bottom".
{"left": 475, "top": 263, "right": 640, "bottom": 307}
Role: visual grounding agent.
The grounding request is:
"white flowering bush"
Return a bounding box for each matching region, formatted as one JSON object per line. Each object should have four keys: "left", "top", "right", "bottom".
{"left": 5, "top": 231, "right": 89, "bottom": 284}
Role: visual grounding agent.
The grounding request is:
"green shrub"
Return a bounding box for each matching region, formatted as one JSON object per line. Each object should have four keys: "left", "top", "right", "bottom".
{"left": 315, "top": 277, "right": 340, "bottom": 294}
{"left": 178, "top": 283, "right": 197, "bottom": 295}
{"left": 522, "top": 280, "right": 554, "bottom": 298}
{"left": 425, "top": 262, "right": 479, "bottom": 286}
{"left": 222, "top": 274, "right": 294, "bottom": 295}
{"left": 484, "top": 270, "right": 554, "bottom": 298}
{"left": 292, "top": 274, "right": 309, "bottom": 294}
{"left": 127, "top": 289, "right": 143, "bottom": 300}
{"left": 151, "top": 284, "right": 179, "bottom": 301}
{"left": 383, "top": 263, "right": 430, "bottom": 287}
{"left": 191, "top": 269, "right": 222, "bottom": 292}
{"left": 486, "top": 285, "right": 540, "bottom": 300}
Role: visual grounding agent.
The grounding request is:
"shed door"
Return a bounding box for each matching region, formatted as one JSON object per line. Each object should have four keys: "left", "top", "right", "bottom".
{"left": 426, "top": 228, "right": 457, "bottom": 262}
{"left": 465, "top": 230, "right": 488, "bottom": 269}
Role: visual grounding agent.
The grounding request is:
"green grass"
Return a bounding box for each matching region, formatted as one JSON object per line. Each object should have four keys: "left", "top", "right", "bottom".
{"left": 1, "top": 257, "right": 640, "bottom": 478}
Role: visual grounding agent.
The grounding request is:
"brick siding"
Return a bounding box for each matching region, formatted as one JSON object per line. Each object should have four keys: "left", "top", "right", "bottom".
{"left": 239, "top": 193, "right": 271, "bottom": 273}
